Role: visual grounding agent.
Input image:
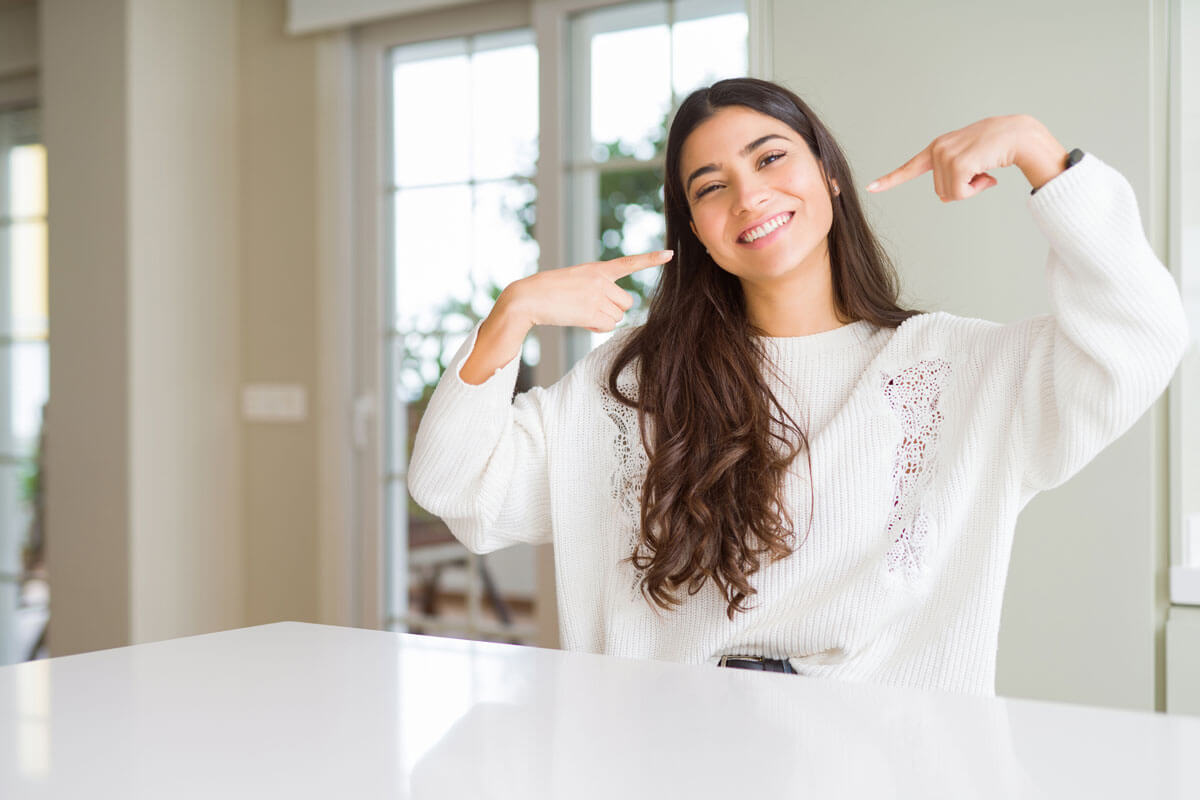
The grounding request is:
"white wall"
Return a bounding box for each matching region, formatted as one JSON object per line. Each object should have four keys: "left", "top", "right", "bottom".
{"left": 769, "top": 0, "right": 1170, "bottom": 710}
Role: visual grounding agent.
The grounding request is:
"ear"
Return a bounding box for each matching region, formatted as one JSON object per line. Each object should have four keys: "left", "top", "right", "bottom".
{"left": 820, "top": 163, "right": 839, "bottom": 195}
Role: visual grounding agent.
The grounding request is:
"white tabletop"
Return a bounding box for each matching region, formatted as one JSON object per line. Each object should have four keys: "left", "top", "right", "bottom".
{"left": 1, "top": 622, "right": 1198, "bottom": 798}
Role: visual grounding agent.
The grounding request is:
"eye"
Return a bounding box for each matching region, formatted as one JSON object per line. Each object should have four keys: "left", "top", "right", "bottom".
{"left": 693, "top": 151, "right": 785, "bottom": 200}
{"left": 759, "top": 150, "right": 786, "bottom": 168}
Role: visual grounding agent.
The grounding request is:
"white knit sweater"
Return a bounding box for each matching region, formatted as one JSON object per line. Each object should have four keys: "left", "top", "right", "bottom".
{"left": 408, "top": 152, "right": 1190, "bottom": 696}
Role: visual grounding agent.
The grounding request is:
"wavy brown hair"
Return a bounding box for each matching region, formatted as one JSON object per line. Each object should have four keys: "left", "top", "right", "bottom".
{"left": 607, "top": 77, "right": 920, "bottom": 620}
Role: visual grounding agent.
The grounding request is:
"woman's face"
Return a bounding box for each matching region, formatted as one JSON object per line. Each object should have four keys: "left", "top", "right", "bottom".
{"left": 680, "top": 105, "right": 835, "bottom": 288}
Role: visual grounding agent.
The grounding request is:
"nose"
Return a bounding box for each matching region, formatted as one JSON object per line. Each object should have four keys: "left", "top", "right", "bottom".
{"left": 730, "top": 175, "right": 771, "bottom": 216}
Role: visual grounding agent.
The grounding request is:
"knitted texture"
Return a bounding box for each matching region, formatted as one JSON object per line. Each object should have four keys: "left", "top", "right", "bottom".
{"left": 408, "top": 153, "right": 1190, "bottom": 695}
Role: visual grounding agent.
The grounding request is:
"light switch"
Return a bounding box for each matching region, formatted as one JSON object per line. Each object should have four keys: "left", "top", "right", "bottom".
{"left": 242, "top": 384, "right": 308, "bottom": 422}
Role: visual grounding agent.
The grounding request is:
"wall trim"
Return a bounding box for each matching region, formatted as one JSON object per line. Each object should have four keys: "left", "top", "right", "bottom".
{"left": 747, "top": 0, "right": 773, "bottom": 80}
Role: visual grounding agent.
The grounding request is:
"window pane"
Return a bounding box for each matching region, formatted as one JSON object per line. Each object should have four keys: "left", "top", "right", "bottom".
{"left": 6, "top": 143, "right": 46, "bottom": 219}
{"left": 2, "top": 222, "right": 48, "bottom": 339}
{"left": 470, "top": 39, "right": 538, "bottom": 180}
{"left": 392, "top": 180, "right": 538, "bottom": 333}
{"left": 471, "top": 180, "right": 539, "bottom": 305}
{"left": 0, "top": 112, "right": 40, "bottom": 219}
{"left": 587, "top": 165, "right": 665, "bottom": 351}
{"left": 569, "top": 1, "right": 747, "bottom": 355}
{"left": 596, "top": 166, "right": 665, "bottom": 262}
{"left": 672, "top": 10, "right": 749, "bottom": 97}
{"left": 0, "top": 342, "right": 47, "bottom": 457}
{"left": 0, "top": 107, "right": 46, "bottom": 667}
{"left": 0, "top": 459, "right": 40, "bottom": 666}
{"left": 0, "top": 462, "right": 34, "bottom": 570}
{"left": 386, "top": 29, "right": 541, "bottom": 646}
{"left": 392, "top": 184, "right": 473, "bottom": 330}
{"left": 587, "top": 8, "right": 671, "bottom": 162}
{"left": 392, "top": 44, "right": 471, "bottom": 187}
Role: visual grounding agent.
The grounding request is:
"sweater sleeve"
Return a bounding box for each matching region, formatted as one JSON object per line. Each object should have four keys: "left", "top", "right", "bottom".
{"left": 407, "top": 320, "right": 558, "bottom": 554}
{"left": 1011, "top": 152, "right": 1190, "bottom": 493}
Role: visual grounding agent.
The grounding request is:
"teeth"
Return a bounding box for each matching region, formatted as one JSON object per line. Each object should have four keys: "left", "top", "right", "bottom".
{"left": 741, "top": 213, "right": 791, "bottom": 243}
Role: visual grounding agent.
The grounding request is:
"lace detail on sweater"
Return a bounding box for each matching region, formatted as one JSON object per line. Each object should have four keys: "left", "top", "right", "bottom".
{"left": 881, "top": 359, "right": 951, "bottom": 580}
{"left": 600, "top": 372, "right": 649, "bottom": 594}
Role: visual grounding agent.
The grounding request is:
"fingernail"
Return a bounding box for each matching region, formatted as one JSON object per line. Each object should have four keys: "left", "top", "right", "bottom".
{"left": 866, "top": 181, "right": 880, "bottom": 192}
{"left": 661, "top": 250, "right": 674, "bottom": 257}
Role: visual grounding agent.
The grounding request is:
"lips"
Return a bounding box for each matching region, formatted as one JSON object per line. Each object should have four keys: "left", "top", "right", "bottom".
{"left": 737, "top": 211, "right": 794, "bottom": 244}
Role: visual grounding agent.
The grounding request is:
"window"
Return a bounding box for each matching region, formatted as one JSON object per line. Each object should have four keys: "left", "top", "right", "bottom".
{"left": 358, "top": 0, "right": 754, "bottom": 646}
{"left": 565, "top": 0, "right": 748, "bottom": 363}
{"left": 0, "top": 106, "right": 47, "bottom": 665}
{"left": 384, "top": 29, "right": 543, "bottom": 643}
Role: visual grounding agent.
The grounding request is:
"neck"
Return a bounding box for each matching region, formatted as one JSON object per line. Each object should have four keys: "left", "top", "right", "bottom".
{"left": 739, "top": 245, "right": 846, "bottom": 337}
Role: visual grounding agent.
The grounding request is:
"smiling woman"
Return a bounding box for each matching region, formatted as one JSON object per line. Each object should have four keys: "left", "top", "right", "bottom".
{"left": 665, "top": 82, "right": 915, "bottom": 339}
{"left": 681, "top": 109, "right": 842, "bottom": 335}
{"left": 408, "top": 76, "right": 1188, "bottom": 695}
{"left": 605, "top": 79, "right": 919, "bottom": 621}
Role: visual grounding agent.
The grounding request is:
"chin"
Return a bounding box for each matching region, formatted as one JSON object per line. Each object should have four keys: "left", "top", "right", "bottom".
{"left": 731, "top": 250, "right": 809, "bottom": 280}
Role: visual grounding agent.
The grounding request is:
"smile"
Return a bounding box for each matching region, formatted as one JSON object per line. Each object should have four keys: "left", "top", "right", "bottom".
{"left": 737, "top": 211, "right": 794, "bottom": 245}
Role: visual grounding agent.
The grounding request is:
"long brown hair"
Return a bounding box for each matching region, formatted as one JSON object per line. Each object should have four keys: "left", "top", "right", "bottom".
{"left": 607, "top": 77, "right": 919, "bottom": 620}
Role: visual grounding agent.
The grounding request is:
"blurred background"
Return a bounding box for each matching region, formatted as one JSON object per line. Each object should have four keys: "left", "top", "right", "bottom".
{"left": 0, "top": 0, "right": 1198, "bottom": 718}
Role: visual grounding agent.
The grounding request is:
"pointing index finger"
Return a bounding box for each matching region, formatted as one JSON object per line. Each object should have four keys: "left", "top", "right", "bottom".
{"left": 866, "top": 145, "right": 933, "bottom": 193}
{"left": 602, "top": 250, "right": 674, "bottom": 280}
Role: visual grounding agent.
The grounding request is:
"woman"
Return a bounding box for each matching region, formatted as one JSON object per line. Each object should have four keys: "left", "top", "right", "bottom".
{"left": 408, "top": 77, "right": 1189, "bottom": 695}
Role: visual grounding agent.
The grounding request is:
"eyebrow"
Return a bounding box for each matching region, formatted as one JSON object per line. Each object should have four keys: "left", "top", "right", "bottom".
{"left": 685, "top": 133, "right": 792, "bottom": 194}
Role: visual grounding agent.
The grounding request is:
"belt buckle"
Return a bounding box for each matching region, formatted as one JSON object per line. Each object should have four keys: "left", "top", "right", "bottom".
{"left": 718, "top": 654, "right": 766, "bottom": 667}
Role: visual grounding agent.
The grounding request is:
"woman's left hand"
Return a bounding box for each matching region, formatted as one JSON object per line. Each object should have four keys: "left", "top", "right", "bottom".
{"left": 865, "top": 114, "right": 1069, "bottom": 201}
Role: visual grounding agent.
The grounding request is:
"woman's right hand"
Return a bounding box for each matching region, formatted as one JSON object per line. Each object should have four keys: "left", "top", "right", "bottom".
{"left": 503, "top": 250, "right": 673, "bottom": 333}
{"left": 459, "top": 249, "right": 672, "bottom": 385}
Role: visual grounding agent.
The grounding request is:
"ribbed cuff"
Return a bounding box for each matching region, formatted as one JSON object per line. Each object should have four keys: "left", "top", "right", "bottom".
{"left": 1024, "top": 151, "right": 1152, "bottom": 283}
{"left": 1025, "top": 150, "right": 1103, "bottom": 219}
{"left": 446, "top": 318, "right": 523, "bottom": 394}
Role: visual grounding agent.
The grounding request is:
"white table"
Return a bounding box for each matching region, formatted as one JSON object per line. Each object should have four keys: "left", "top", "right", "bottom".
{"left": 2, "top": 622, "right": 1198, "bottom": 798}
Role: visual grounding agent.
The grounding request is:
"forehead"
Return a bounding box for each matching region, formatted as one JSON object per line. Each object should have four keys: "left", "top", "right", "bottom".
{"left": 680, "top": 106, "right": 796, "bottom": 170}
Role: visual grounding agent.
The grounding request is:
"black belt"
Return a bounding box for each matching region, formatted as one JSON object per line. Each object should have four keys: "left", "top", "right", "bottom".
{"left": 717, "top": 655, "right": 797, "bottom": 674}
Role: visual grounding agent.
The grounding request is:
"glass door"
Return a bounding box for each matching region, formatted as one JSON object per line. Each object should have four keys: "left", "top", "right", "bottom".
{"left": 0, "top": 105, "right": 48, "bottom": 665}
{"left": 383, "top": 30, "right": 542, "bottom": 643}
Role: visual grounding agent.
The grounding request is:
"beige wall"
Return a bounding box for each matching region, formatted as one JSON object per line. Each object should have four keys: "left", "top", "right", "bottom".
{"left": 769, "top": 0, "right": 1170, "bottom": 710}
{"left": 43, "top": 0, "right": 249, "bottom": 654}
{"left": 127, "top": 0, "right": 242, "bottom": 642}
{"left": 0, "top": 2, "right": 38, "bottom": 79}
{"left": 40, "top": 0, "right": 323, "bottom": 657}
{"left": 237, "top": 0, "right": 321, "bottom": 627}
{"left": 42, "top": 0, "right": 132, "bottom": 656}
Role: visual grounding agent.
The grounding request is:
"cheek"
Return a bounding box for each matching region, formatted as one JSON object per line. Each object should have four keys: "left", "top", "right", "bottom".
{"left": 787, "top": 180, "right": 834, "bottom": 230}
{"left": 693, "top": 209, "right": 726, "bottom": 249}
